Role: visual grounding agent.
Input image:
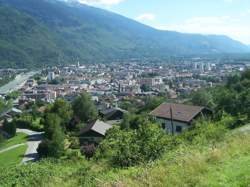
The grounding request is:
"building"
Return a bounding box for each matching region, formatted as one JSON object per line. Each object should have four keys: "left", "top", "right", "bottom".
{"left": 78, "top": 120, "right": 112, "bottom": 144}
{"left": 100, "top": 107, "right": 127, "bottom": 121}
{"left": 139, "top": 77, "right": 163, "bottom": 87}
{"left": 47, "top": 72, "right": 55, "bottom": 81}
{"left": 150, "top": 103, "right": 211, "bottom": 134}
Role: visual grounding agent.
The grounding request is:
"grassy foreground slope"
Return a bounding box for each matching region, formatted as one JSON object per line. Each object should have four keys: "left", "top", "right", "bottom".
{"left": 0, "top": 145, "right": 27, "bottom": 167}
{"left": 107, "top": 131, "right": 250, "bottom": 187}
{"left": 0, "top": 133, "right": 27, "bottom": 150}
{"left": 0, "top": 126, "right": 249, "bottom": 187}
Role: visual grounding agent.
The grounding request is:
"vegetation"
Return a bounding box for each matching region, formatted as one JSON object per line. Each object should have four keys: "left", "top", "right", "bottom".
{"left": 0, "top": 75, "right": 15, "bottom": 87}
{"left": 0, "top": 145, "right": 27, "bottom": 167}
{"left": 0, "top": 0, "right": 249, "bottom": 68}
{"left": 2, "top": 119, "right": 16, "bottom": 137}
{"left": 0, "top": 133, "right": 27, "bottom": 150}
{"left": 12, "top": 114, "right": 43, "bottom": 131}
{"left": 190, "top": 69, "right": 250, "bottom": 122}
{"left": 72, "top": 93, "right": 98, "bottom": 123}
{"left": 37, "top": 114, "right": 65, "bottom": 158}
{"left": 1, "top": 70, "right": 250, "bottom": 186}
{"left": 96, "top": 123, "right": 169, "bottom": 167}
{"left": 0, "top": 97, "right": 12, "bottom": 114}
{"left": 0, "top": 122, "right": 249, "bottom": 186}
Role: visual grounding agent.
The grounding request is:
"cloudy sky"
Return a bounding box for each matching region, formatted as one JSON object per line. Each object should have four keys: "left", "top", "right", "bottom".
{"left": 68, "top": 0, "right": 250, "bottom": 44}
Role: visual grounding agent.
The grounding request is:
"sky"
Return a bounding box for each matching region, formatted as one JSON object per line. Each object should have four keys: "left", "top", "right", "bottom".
{"left": 69, "top": 0, "right": 250, "bottom": 44}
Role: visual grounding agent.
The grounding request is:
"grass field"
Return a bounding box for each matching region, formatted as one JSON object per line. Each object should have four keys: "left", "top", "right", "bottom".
{"left": 0, "top": 133, "right": 28, "bottom": 150}
{"left": 0, "top": 145, "right": 27, "bottom": 167}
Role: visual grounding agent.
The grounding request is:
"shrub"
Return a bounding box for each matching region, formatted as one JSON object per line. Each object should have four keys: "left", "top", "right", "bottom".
{"left": 37, "top": 140, "right": 50, "bottom": 157}
{"left": 0, "top": 133, "right": 5, "bottom": 144}
{"left": 96, "top": 124, "right": 169, "bottom": 167}
{"left": 81, "top": 144, "right": 96, "bottom": 159}
{"left": 2, "top": 119, "right": 16, "bottom": 137}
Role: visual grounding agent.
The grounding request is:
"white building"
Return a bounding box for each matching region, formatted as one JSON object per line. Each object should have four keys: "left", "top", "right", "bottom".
{"left": 47, "top": 72, "right": 55, "bottom": 81}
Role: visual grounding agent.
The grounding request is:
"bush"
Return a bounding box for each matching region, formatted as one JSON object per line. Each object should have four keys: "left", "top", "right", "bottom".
{"left": 14, "top": 114, "right": 44, "bottom": 131}
{"left": 0, "top": 133, "right": 5, "bottom": 144}
{"left": 37, "top": 140, "right": 50, "bottom": 157}
{"left": 81, "top": 144, "right": 96, "bottom": 159}
{"left": 2, "top": 119, "right": 16, "bottom": 137}
{"left": 69, "top": 137, "right": 80, "bottom": 149}
{"left": 96, "top": 124, "right": 169, "bottom": 167}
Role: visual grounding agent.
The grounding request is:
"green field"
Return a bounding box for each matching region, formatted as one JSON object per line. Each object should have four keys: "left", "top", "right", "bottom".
{"left": 0, "top": 145, "right": 27, "bottom": 167}
{"left": 0, "top": 133, "right": 28, "bottom": 150}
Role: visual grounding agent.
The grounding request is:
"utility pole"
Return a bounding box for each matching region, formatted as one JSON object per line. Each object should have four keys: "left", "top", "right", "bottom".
{"left": 170, "top": 104, "right": 174, "bottom": 135}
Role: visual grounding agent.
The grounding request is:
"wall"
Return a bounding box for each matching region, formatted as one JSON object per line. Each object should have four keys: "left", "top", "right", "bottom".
{"left": 156, "top": 117, "right": 190, "bottom": 135}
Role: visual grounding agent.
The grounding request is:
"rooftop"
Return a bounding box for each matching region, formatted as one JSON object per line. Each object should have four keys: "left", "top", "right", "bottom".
{"left": 150, "top": 103, "right": 206, "bottom": 123}
{"left": 79, "top": 119, "right": 112, "bottom": 136}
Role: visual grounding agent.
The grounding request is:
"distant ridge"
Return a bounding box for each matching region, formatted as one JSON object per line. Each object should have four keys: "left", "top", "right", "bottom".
{"left": 0, "top": 0, "right": 249, "bottom": 68}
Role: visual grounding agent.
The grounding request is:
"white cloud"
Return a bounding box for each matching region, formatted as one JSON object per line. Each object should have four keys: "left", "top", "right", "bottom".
{"left": 136, "top": 13, "right": 156, "bottom": 22}
{"left": 156, "top": 16, "right": 250, "bottom": 44}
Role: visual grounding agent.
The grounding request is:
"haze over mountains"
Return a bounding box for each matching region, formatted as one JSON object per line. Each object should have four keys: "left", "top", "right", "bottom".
{"left": 0, "top": 0, "right": 249, "bottom": 68}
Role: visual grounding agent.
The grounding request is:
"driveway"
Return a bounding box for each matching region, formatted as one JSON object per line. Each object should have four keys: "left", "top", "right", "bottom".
{"left": 16, "top": 129, "right": 43, "bottom": 163}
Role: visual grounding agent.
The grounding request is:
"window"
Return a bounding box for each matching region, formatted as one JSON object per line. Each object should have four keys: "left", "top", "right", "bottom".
{"left": 161, "top": 123, "right": 165, "bottom": 129}
{"left": 176, "top": 126, "right": 182, "bottom": 133}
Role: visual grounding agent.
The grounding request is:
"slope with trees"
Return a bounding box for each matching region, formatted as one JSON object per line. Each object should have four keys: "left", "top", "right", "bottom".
{"left": 0, "top": 0, "right": 249, "bottom": 68}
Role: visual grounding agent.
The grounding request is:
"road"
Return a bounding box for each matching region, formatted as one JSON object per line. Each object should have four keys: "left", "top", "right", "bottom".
{"left": 16, "top": 129, "right": 43, "bottom": 163}
{"left": 0, "top": 71, "right": 38, "bottom": 95}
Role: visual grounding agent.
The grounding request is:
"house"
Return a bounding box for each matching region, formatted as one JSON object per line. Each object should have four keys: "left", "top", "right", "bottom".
{"left": 78, "top": 120, "right": 112, "bottom": 144}
{"left": 150, "top": 103, "right": 212, "bottom": 134}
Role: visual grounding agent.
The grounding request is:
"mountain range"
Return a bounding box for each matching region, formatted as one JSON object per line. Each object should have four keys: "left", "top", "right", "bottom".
{"left": 0, "top": 0, "right": 249, "bottom": 68}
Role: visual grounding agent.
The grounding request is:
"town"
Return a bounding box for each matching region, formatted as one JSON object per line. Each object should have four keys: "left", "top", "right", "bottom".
{"left": 1, "top": 63, "right": 250, "bottom": 186}
{"left": 1, "top": 58, "right": 248, "bottom": 104}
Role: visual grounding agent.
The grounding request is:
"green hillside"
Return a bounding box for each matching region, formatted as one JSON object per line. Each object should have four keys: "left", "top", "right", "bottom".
{"left": 0, "top": 123, "right": 249, "bottom": 187}
{"left": 0, "top": 0, "right": 249, "bottom": 68}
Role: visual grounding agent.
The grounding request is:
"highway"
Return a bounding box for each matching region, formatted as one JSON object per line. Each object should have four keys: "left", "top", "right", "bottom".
{"left": 0, "top": 71, "right": 38, "bottom": 95}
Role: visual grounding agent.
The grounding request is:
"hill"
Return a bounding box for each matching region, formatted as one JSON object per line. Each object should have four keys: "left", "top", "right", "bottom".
{"left": 0, "top": 123, "right": 249, "bottom": 186}
{"left": 0, "top": 0, "right": 249, "bottom": 68}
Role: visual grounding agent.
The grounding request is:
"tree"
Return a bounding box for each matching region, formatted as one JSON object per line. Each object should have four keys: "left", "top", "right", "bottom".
{"left": 2, "top": 119, "right": 16, "bottom": 137}
{"left": 44, "top": 113, "right": 62, "bottom": 139}
{"left": 72, "top": 93, "right": 97, "bottom": 123}
{"left": 120, "top": 113, "right": 150, "bottom": 130}
{"left": 38, "top": 113, "right": 65, "bottom": 158}
{"left": 191, "top": 90, "right": 215, "bottom": 109}
{"left": 120, "top": 113, "right": 130, "bottom": 130}
{"left": 140, "top": 96, "right": 165, "bottom": 113}
{"left": 140, "top": 84, "right": 151, "bottom": 92}
{"left": 241, "top": 69, "right": 250, "bottom": 80}
{"left": 49, "top": 99, "right": 73, "bottom": 129}
{"left": 48, "top": 125, "right": 65, "bottom": 158}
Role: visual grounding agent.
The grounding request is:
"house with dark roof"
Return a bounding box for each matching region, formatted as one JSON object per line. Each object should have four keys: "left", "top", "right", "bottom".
{"left": 150, "top": 103, "right": 212, "bottom": 134}
{"left": 100, "top": 107, "right": 127, "bottom": 121}
{"left": 78, "top": 119, "right": 112, "bottom": 144}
